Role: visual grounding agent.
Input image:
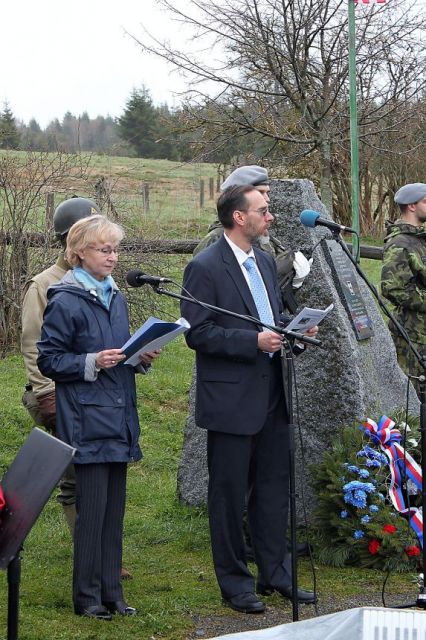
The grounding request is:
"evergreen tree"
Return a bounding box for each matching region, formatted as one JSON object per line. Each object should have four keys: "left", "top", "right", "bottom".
{"left": 0, "top": 102, "right": 20, "bottom": 149}
{"left": 117, "top": 87, "right": 174, "bottom": 159}
{"left": 28, "top": 118, "right": 41, "bottom": 133}
{"left": 18, "top": 118, "right": 43, "bottom": 151}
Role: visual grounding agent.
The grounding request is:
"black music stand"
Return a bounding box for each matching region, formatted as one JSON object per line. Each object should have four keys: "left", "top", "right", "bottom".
{"left": 0, "top": 427, "right": 75, "bottom": 640}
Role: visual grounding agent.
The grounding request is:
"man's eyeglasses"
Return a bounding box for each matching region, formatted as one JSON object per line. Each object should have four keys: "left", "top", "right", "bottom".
{"left": 245, "top": 208, "right": 269, "bottom": 216}
{"left": 93, "top": 247, "right": 119, "bottom": 255}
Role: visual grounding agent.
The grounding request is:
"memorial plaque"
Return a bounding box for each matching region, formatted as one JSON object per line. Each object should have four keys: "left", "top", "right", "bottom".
{"left": 324, "top": 239, "right": 374, "bottom": 340}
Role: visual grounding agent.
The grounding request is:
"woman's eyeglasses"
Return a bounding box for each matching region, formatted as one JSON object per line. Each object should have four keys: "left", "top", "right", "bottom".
{"left": 93, "top": 247, "right": 119, "bottom": 255}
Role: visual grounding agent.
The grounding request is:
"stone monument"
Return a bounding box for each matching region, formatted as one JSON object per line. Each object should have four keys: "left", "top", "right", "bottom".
{"left": 177, "top": 179, "right": 419, "bottom": 512}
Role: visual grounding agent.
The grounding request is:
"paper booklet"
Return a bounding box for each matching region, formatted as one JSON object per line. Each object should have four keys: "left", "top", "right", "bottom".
{"left": 284, "top": 303, "right": 334, "bottom": 333}
{"left": 122, "top": 316, "right": 190, "bottom": 366}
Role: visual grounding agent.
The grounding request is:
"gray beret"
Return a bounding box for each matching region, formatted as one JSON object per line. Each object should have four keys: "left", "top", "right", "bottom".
{"left": 394, "top": 183, "right": 426, "bottom": 205}
{"left": 220, "top": 165, "right": 269, "bottom": 190}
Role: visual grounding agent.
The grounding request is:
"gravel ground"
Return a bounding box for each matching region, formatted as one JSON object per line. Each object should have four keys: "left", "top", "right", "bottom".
{"left": 186, "top": 589, "right": 420, "bottom": 639}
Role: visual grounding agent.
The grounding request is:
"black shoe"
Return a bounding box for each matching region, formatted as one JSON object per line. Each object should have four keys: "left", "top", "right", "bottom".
{"left": 222, "top": 592, "right": 266, "bottom": 614}
{"left": 74, "top": 604, "right": 113, "bottom": 620}
{"left": 296, "top": 541, "right": 311, "bottom": 557}
{"left": 103, "top": 600, "right": 137, "bottom": 616}
{"left": 257, "top": 583, "right": 316, "bottom": 604}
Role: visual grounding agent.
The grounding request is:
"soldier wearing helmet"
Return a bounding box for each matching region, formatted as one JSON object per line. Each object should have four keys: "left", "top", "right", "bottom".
{"left": 21, "top": 196, "right": 100, "bottom": 537}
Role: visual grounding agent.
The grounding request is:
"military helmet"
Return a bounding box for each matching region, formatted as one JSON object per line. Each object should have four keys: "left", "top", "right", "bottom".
{"left": 53, "top": 196, "right": 101, "bottom": 237}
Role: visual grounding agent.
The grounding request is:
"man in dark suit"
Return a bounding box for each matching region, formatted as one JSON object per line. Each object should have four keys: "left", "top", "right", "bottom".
{"left": 181, "top": 185, "right": 316, "bottom": 614}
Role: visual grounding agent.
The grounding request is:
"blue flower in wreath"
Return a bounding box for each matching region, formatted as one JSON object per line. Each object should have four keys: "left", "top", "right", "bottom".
{"left": 343, "top": 481, "right": 376, "bottom": 493}
{"left": 353, "top": 530, "right": 364, "bottom": 539}
{"left": 340, "top": 510, "right": 349, "bottom": 519}
{"left": 377, "top": 493, "right": 385, "bottom": 501}
{"left": 357, "top": 446, "right": 387, "bottom": 466}
{"left": 358, "top": 469, "right": 370, "bottom": 479}
{"left": 361, "top": 515, "right": 371, "bottom": 524}
{"left": 347, "top": 490, "right": 367, "bottom": 508}
{"left": 366, "top": 459, "right": 381, "bottom": 468}
{"left": 343, "top": 481, "right": 376, "bottom": 508}
{"left": 346, "top": 465, "right": 359, "bottom": 473}
{"left": 369, "top": 505, "right": 379, "bottom": 513}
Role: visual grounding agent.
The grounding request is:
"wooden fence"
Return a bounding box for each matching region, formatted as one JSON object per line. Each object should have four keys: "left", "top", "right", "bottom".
{"left": 0, "top": 232, "right": 384, "bottom": 259}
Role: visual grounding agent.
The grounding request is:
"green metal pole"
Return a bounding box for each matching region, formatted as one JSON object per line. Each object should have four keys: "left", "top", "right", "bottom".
{"left": 348, "top": 0, "right": 360, "bottom": 260}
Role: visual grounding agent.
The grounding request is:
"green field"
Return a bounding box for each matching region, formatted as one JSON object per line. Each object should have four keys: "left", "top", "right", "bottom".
{"left": 0, "top": 152, "right": 416, "bottom": 639}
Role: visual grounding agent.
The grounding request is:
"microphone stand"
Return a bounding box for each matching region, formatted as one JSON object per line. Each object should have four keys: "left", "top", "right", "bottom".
{"left": 329, "top": 230, "right": 426, "bottom": 609}
{"left": 7, "top": 549, "right": 22, "bottom": 640}
{"left": 281, "top": 334, "right": 301, "bottom": 621}
{"left": 143, "top": 283, "right": 321, "bottom": 621}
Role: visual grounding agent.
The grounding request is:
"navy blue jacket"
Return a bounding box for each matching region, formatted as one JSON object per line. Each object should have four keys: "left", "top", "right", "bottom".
{"left": 181, "top": 234, "right": 286, "bottom": 435}
{"left": 37, "top": 275, "right": 142, "bottom": 465}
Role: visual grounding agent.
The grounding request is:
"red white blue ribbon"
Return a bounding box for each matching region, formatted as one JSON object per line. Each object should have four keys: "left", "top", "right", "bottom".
{"left": 362, "top": 416, "right": 423, "bottom": 547}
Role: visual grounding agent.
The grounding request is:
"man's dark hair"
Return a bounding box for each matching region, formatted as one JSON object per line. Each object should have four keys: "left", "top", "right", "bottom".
{"left": 217, "top": 185, "right": 256, "bottom": 229}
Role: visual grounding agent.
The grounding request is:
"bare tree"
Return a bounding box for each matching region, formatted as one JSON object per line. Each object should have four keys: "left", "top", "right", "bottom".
{"left": 0, "top": 150, "right": 91, "bottom": 352}
{"left": 131, "top": 0, "right": 426, "bottom": 220}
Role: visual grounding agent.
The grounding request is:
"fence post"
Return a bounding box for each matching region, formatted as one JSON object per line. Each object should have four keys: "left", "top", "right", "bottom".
{"left": 45, "top": 192, "right": 55, "bottom": 228}
{"left": 95, "top": 176, "right": 106, "bottom": 210}
{"left": 143, "top": 183, "right": 150, "bottom": 214}
{"left": 209, "top": 177, "right": 214, "bottom": 200}
{"left": 199, "top": 180, "right": 205, "bottom": 209}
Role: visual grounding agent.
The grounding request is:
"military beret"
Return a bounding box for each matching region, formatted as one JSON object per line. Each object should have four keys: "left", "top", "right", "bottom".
{"left": 220, "top": 166, "right": 269, "bottom": 190}
{"left": 394, "top": 183, "right": 426, "bottom": 205}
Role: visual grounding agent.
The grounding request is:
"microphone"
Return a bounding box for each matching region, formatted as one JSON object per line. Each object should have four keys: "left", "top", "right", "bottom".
{"left": 299, "top": 209, "right": 356, "bottom": 234}
{"left": 126, "top": 270, "right": 173, "bottom": 287}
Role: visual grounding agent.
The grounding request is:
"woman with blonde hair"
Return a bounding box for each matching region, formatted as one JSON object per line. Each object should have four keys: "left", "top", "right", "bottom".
{"left": 38, "top": 215, "right": 157, "bottom": 620}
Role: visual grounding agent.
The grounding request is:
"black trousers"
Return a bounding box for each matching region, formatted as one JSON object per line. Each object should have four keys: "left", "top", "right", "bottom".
{"left": 207, "top": 363, "right": 290, "bottom": 598}
{"left": 73, "top": 462, "right": 127, "bottom": 608}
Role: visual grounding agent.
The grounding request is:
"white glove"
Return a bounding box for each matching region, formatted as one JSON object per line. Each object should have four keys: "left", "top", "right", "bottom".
{"left": 292, "top": 251, "right": 312, "bottom": 289}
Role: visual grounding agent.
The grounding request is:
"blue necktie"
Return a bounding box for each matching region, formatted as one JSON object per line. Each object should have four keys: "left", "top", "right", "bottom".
{"left": 243, "top": 257, "right": 274, "bottom": 329}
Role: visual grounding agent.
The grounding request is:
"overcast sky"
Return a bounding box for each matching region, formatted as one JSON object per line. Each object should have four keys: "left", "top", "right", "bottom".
{"left": 1, "top": 0, "right": 192, "bottom": 127}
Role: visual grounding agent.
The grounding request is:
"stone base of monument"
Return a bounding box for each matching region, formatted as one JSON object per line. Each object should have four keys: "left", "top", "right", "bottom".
{"left": 208, "top": 607, "right": 426, "bottom": 640}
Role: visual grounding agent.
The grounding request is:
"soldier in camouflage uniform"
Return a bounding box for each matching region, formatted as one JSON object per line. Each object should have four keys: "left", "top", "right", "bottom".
{"left": 381, "top": 182, "right": 426, "bottom": 396}
{"left": 194, "top": 166, "right": 311, "bottom": 314}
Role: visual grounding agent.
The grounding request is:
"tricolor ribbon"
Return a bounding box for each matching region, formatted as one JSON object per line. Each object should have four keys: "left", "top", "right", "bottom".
{"left": 362, "top": 416, "right": 423, "bottom": 547}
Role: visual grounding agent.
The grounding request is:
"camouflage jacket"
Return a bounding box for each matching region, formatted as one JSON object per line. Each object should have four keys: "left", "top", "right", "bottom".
{"left": 381, "top": 220, "right": 426, "bottom": 345}
{"left": 193, "top": 220, "right": 298, "bottom": 313}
